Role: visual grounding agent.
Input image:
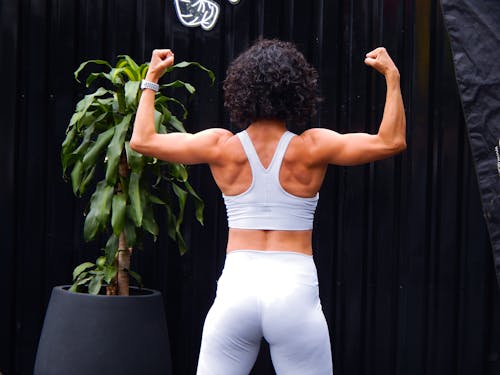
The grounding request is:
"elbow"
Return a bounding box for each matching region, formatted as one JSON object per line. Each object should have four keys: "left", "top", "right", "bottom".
{"left": 381, "top": 137, "right": 406, "bottom": 157}
{"left": 396, "top": 138, "right": 407, "bottom": 152}
{"left": 129, "top": 136, "right": 146, "bottom": 154}
{"left": 391, "top": 138, "right": 407, "bottom": 154}
{"left": 129, "top": 137, "right": 140, "bottom": 152}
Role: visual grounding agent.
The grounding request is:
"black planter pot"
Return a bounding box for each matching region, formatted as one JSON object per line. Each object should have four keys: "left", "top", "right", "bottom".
{"left": 34, "top": 286, "right": 172, "bottom": 375}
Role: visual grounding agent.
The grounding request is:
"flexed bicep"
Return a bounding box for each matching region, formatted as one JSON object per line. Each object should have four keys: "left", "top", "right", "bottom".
{"left": 307, "top": 47, "right": 406, "bottom": 166}
{"left": 131, "top": 128, "right": 233, "bottom": 165}
{"left": 305, "top": 129, "right": 398, "bottom": 166}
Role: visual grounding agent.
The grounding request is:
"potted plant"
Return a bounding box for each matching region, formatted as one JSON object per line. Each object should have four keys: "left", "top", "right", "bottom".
{"left": 34, "top": 55, "right": 214, "bottom": 375}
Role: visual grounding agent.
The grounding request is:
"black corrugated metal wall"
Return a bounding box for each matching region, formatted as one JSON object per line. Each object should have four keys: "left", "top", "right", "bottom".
{"left": 1, "top": 0, "right": 499, "bottom": 374}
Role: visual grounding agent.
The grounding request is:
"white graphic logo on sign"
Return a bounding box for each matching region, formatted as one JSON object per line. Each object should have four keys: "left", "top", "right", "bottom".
{"left": 174, "top": 0, "right": 240, "bottom": 31}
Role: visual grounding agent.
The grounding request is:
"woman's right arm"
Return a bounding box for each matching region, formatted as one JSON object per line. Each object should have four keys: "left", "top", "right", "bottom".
{"left": 304, "top": 47, "right": 406, "bottom": 166}
{"left": 130, "top": 49, "right": 232, "bottom": 165}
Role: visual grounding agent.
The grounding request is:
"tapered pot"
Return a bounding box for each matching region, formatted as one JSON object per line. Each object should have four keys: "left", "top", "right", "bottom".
{"left": 34, "top": 286, "right": 172, "bottom": 375}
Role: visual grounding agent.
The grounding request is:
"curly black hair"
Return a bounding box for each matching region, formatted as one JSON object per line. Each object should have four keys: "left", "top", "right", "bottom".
{"left": 223, "top": 39, "right": 320, "bottom": 129}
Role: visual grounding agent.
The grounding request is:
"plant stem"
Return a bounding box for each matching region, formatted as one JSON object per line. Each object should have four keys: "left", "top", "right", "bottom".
{"left": 117, "top": 231, "right": 132, "bottom": 296}
{"left": 117, "top": 153, "right": 131, "bottom": 296}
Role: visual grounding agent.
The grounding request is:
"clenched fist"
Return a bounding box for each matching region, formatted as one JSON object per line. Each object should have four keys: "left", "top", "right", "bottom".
{"left": 364, "top": 47, "right": 399, "bottom": 78}
{"left": 145, "top": 49, "right": 175, "bottom": 82}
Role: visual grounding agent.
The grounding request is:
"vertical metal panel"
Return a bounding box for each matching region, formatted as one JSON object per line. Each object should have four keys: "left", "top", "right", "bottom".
{"left": 14, "top": 0, "right": 51, "bottom": 372}
{"left": 0, "top": 1, "right": 19, "bottom": 374}
{"left": 0, "top": 1, "right": 499, "bottom": 374}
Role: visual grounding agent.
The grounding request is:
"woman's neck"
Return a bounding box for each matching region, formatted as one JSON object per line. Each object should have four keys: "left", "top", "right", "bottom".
{"left": 247, "top": 119, "right": 286, "bottom": 138}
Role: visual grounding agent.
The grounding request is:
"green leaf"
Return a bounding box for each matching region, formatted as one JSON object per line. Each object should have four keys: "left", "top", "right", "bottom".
{"left": 142, "top": 196, "right": 159, "bottom": 239}
{"left": 128, "top": 269, "right": 143, "bottom": 287}
{"left": 82, "top": 127, "right": 115, "bottom": 171}
{"left": 115, "top": 86, "right": 126, "bottom": 113}
{"left": 124, "top": 81, "right": 141, "bottom": 109}
{"left": 69, "top": 283, "right": 79, "bottom": 293}
{"left": 139, "top": 63, "right": 149, "bottom": 79}
{"left": 103, "top": 264, "right": 117, "bottom": 284}
{"left": 88, "top": 275, "right": 103, "bottom": 295}
{"left": 157, "top": 106, "right": 171, "bottom": 129}
{"left": 83, "top": 180, "right": 114, "bottom": 241}
{"left": 185, "top": 180, "right": 204, "bottom": 225}
{"left": 166, "top": 61, "right": 215, "bottom": 85}
{"left": 79, "top": 165, "right": 96, "bottom": 195}
{"left": 70, "top": 159, "right": 84, "bottom": 195}
{"left": 122, "top": 66, "right": 139, "bottom": 82}
{"left": 161, "top": 80, "right": 196, "bottom": 94}
{"left": 85, "top": 71, "right": 112, "bottom": 87}
{"left": 125, "top": 142, "right": 144, "bottom": 172}
{"left": 110, "top": 64, "right": 140, "bottom": 86}
{"left": 95, "top": 97, "right": 115, "bottom": 111}
{"left": 69, "top": 273, "right": 94, "bottom": 292}
{"left": 70, "top": 106, "right": 91, "bottom": 128}
{"left": 128, "top": 171, "right": 143, "bottom": 226}
{"left": 74, "top": 87, "right": 111, "bottom": 115}
{"left": 105, "top": 114, "right": 131, "bottom": 185}
{"left": 123, "top": 220, "right": 137, "bottom": 248}
{"left": 117, "top": 55, "right": 140, "bottom": 71}
{"left": 165, "top": 206, "right": 177, "bottom": 241}
{"left": 172, "top": 183, "right": 188, "bottom": 231}
{"left": 169, "top": 183, "right": 189, "bottom": 256}
{"left": 176, "top": 231, "right": 188, "bottom": 256}
{"left": 74, "top": 60, "right": 112, "bottom": 83}
{"left": 155, "top": 96, "right": 188, "bottom": 120}
{"left": 158, "top": 124, "right": 168, "bottom": 135}
{"left": 76, "top": 275, "right": 93, "bottom": 286}
{"left": 89, "top": 112, "right": 109, "bottom": 127}
{"left": 194, "top": 198, "right": 205, "bottom": 225}
{"left": 69, "top": 111, "right": 85, "bottom": 127}
{"left": 61, "top": 126, "right": 77, "bottom": 174}
{"left": 168, "top": 115, "right": 186, "bottom": 133}
{"left": 169, "top": 163, "right": 188, "bottom": 182}
{"left": 110, "top": 68, "right": 126, "bottom": 86}
{"left": 166, "top": 97, "right": 188, "bottom": 119}
{"left": 149, "top": 194, "right": 166, "bottom": 205}
{"left": 105, "top": 234, "right": 119, "bottom": 265}
{"left": 117, "top": 55, "right": 141, "bottom": 80}
{"left": 72, "top": 124, "right": 95, "bottom": 156}
{"left": 111, "top": 193, "right": 127, "bottom": 235}
{"left": 78, "top": 110, "right": 104, "bottom": 129}
{"left": 153, "top": 109, "right": 163, "bottom": 132}
{"left": 72, "top": 262, "right": 95, "bottom": 281}
{"left": 96, "top": 256, "right": 106, "bottom": 268}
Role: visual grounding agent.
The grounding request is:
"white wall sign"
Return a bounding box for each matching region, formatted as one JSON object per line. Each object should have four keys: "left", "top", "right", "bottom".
{"left": 174, "top": 0, "right": 240, "bottom": 31}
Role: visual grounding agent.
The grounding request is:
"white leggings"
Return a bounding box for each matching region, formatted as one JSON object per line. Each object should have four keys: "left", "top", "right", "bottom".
{"left": 197, "top": 250, "right": 333, "bottom": 375}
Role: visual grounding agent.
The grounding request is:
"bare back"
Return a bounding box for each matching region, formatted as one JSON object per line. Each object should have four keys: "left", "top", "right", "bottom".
{"left": 208, "top": 122, "right": 328, "bottom": 254}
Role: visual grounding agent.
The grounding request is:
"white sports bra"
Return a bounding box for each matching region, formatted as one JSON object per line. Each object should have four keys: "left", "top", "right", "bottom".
{"left": 223, "top": 130, "right": 319, "bottom": 230}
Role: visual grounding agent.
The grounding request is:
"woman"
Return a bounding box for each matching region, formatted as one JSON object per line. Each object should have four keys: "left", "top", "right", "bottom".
{"left": 131, "top": 39, "right": 406, "bottom": 375}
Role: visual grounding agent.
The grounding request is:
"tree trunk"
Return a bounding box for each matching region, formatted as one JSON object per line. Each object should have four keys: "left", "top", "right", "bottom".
{"left": 117, "top": 231, "right": 132, "bottom": 296}
{"left": 116, "top": 153, "right": 132, "bottom": 296}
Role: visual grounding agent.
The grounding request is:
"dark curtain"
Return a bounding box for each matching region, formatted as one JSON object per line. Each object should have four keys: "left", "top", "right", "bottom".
{"left": 440, "top": 0, "right": 500, "bottom": 287}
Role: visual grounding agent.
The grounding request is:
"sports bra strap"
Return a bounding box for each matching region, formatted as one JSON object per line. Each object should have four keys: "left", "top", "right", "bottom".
{"left": 224, "top": 130, "right": 318, "bottom": 231}
{"left": 237, "top": 130, "right": 295, "bottom": 173}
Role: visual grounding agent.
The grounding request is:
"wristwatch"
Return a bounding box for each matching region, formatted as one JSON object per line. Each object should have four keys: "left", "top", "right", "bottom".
{"left": 140, "top": 80, "right": 160, "bottom": 92}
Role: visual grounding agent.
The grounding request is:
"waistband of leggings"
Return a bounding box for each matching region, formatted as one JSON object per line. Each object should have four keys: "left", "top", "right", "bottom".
{"left": 227, "top": 249, "right": 313, "bottom": 258}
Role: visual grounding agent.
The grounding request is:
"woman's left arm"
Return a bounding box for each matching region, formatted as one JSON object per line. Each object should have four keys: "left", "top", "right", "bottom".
{"left": 130, "top": 49, "right": 231, "bottom": 164}
{"left": 303, "top": 47, "right": 406, "bottom": 166}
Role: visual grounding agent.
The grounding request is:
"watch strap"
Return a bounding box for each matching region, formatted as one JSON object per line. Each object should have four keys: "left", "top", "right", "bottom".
{"left": 140, "top": 80, "right": 160, "bottom": 92}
